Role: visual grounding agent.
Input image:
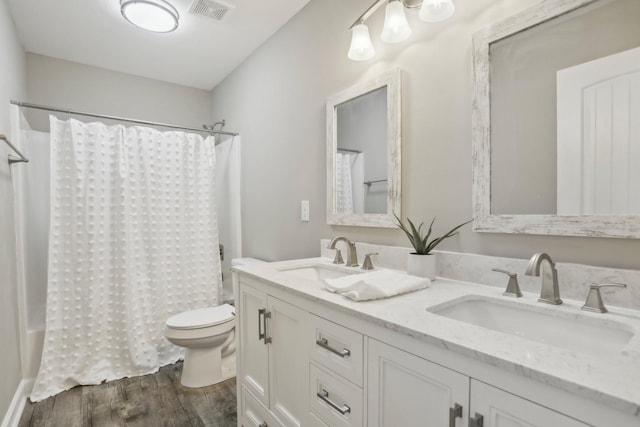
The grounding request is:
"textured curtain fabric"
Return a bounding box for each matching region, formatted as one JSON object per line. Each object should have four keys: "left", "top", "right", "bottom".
{"left": 31, "top": 117, "right": 222, "bottom": 401}
{"left": 336, "top": 152, "right": 354, "bottom": 214}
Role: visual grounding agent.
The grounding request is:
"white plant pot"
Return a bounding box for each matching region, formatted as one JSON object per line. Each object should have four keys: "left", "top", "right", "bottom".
{"left": 407, "top": 253, "right": 436, "bottom": 279}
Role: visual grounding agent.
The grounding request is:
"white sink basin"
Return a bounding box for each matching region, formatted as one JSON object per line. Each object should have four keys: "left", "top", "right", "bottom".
{"left": 278, "top": 264, "right": 360, "bottom": 281}
{"left": 428, "top": 296, "right": 634, "bottom": 358}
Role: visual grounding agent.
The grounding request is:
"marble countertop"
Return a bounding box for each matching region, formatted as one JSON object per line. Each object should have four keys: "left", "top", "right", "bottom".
{"left": 233, "top": 257, "right": 640, "bottom": 417}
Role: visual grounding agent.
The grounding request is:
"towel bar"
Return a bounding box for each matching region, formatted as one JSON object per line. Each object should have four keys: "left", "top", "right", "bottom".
{"left": 0, "top": 134, "right": 29, "bottom": 164}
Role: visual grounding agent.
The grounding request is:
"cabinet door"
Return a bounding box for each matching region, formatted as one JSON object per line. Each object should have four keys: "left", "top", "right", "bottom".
{"left": 241, "top": 386, "right": 282, "bottom": 427}
{"left": 268, "top": 296, "right": 309, "bottom": 427}
{"left": 368, "top": 339, "right": 469, "bottom": 427}
{"left": 238, "top": 283, "right": 270, "bottom": 407}
{"left": 469, "top": 380, "right": 589, "bottom": 427}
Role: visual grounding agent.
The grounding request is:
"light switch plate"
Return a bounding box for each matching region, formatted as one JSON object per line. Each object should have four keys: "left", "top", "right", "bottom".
{"left": 301, "top": 200, "right": 310, "bottom": 222}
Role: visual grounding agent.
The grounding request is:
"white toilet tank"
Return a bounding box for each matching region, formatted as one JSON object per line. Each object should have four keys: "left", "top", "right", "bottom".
{"left": 231, "top": 257, "right": 266, "bottom": 267}
{"left": 228, "top": 258, "right": 265, "bottom": 305}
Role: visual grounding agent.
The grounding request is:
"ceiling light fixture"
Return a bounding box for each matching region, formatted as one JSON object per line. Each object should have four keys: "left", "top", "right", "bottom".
{"left": 120, "top": 0, "right": 180, "bottom": 33}
{"left": 347, "top": 0, "right": 456, "bottom": 61}
{"left": 419, "top": 0, "right": 455, "bottom": 23}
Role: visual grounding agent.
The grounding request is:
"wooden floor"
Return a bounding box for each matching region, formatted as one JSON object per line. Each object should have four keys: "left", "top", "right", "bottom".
{"left": 19, "top": 363, "right": 237, "bottom": 427}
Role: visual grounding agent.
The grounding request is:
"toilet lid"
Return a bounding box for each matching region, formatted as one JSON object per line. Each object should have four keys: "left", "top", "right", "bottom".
{"left": 166, "top": 304, "right": 235, "bottom": 330}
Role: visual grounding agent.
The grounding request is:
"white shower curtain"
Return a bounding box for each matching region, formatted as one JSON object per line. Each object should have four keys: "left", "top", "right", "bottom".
{"left": 336, "top": 152, "right": 354, "bottom": 214}
{"left": 31, "top": 117, "right": 223, "bottom": 401}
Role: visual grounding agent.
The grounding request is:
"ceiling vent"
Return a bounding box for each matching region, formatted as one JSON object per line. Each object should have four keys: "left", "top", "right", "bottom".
{"left": 189, "top": 0, "right": 234, "bottom": 21}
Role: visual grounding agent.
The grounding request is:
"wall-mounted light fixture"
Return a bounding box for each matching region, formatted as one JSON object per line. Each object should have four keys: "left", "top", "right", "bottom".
{"left": 120, "top": 0, "right": 180, "bottom": 33}
{"left": 348, "top": 0, "right": 455, "bottom": 61}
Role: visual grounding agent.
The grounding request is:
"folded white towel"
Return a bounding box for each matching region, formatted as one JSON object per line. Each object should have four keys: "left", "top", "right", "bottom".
{"left": 324, "top": 269, "right": 430, "bottom": 301}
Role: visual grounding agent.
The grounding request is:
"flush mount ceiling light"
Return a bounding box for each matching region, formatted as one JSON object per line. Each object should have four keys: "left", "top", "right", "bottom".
{"left": 347, "top": 0, "right": 456, "bottom": 61}
{"left": 120, "top": 0, "right": 180, "bottom": 33}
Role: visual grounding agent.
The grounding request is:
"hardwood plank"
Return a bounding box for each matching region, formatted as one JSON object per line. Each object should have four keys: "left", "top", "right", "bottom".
{"left": 82, "top": 379, "right": 125, "bottom": 426}
{"left": 47, "top": 385, "right": 83, "bottom": 427}
{"left": 19, "top": 362, "right": 237, "bottom": 427}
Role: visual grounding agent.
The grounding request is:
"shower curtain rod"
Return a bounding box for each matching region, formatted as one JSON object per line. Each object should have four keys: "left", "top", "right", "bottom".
{"left": 10, "top": 100, "right": 239, "bottom": 137}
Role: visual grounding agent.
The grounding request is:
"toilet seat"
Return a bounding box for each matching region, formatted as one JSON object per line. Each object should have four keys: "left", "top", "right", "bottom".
{"left": 166, "top": 304, "right": 235, "bottom": 330}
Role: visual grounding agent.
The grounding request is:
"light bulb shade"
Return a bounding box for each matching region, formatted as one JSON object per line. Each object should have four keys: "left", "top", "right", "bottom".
{"left": 120, "top": 0, "right": 179, "bottom": 33}
{"left": 381, "top": 0, "right": 412, "bottom": 43}
{"left": 348, "top": 24, "right": 375, "bottom": 61}
{"left": 419, "top": 0, "right": 455, "bottom": 23}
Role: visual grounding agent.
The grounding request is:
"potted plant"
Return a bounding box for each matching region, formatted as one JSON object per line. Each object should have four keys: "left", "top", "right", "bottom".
{"left": 394, "top": 213, "right": 471, "bottom": 279}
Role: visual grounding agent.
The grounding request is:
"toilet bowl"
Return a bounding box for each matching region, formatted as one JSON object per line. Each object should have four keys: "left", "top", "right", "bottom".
{"left": 165, "top": 304, "right": 236, "bottom": 388}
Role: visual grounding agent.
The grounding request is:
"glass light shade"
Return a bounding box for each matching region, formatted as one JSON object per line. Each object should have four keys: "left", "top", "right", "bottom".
{"left": 348, "top": 24, "right": 375, "bottom": 61}
{"left": 381, "top": 0, "right": 412, "bottom": 43}
{"left": 120, "top": 0, "right": 179, "bottom": 33}
{"left": 419, "top": 0, "right": 455, "bottom": 23}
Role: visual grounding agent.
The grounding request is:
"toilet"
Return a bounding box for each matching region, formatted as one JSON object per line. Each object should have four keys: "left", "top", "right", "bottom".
{"left": 164, "top": 257, "right": 265, "bottom": 388}
{"left": 165, "top": 304, "right": 236, "bottom": 388}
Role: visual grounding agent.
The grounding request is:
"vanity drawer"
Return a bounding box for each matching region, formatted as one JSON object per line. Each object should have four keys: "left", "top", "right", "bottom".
{"left": 241, "top": 385, "right": 282, "bottom": 427}
{"left": 307, "top": 412, "right": 329, "bottom": 427}
{"left": 309, "top": 363, "right": 363, "bottom": 427}
{"left": 309, "top": 314, "right": 364, "bottom": 386}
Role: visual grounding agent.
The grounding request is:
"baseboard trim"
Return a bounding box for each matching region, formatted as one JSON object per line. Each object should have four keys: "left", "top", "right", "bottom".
{"left": 1, "top": 380, "right": 29, "bottom": 427}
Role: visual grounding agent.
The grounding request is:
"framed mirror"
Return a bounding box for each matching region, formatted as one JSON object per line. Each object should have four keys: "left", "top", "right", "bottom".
{"left": 472, "top": 0, "right": 640, "bottom": 238}
{"left": 326, "top": 69, "right": 401, "bottom": 228}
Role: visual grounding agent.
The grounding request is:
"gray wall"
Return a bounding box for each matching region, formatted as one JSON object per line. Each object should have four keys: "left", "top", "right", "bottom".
{"left": 26, "top": 53, "right": 212, "bottom": 131}
{"left": 0, "top": 0, "right": 26, "bottom": 419}
{"left": 210, "top": 0, "right": 640, "bottom": 270}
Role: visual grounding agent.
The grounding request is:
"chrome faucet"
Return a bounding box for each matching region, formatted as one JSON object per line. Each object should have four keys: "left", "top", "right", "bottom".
{"left": 525, "top": 253, "right": 562, "bottom": 305}
{"left": 328, "top": 236, "right": 358, "bottom": 267}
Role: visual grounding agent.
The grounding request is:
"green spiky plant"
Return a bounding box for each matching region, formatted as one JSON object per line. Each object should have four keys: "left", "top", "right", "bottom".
{"left": 393, "top": 213, "right": 472, "bottom": 255}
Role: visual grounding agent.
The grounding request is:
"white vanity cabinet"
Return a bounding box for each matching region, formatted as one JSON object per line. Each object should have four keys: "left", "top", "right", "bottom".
{"left": 367, "top": 339, "right": 469, "bottom": 427}
{"left": 469, "top": 381, "right": 588, "bottom": 427}
{"left": 235, "top": 270, "right": 637, "bottom": 427}
{"left": 237, "top": 280, "right": 308, "bottom": 427}
{"left": 365, "top": 338, "right": 589, "bottom": 427}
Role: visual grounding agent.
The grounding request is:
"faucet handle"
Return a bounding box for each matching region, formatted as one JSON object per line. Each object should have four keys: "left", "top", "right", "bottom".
{"left": 332, "top": 249, "right": 345, "bottom": 265}
{"left": 581, "top": 282, "right": 627, "bottom": 313}
{"left": 362, "top": 253, "right": 379, "bottom": 271}
{"left": 492, "top": 268, "right": 523, "bottom": 298}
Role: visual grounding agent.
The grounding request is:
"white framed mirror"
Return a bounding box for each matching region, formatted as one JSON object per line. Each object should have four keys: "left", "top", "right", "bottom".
{"left": 326, "top": 69, "right": 401, "bottom": 228}
{"left": 472, "top": 0, "right": 640, "bottom": 238}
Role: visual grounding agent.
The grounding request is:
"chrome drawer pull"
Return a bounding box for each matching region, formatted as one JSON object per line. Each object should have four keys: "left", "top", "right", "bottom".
{"left": 317, "top": 389, "right": 351, "bottom": 415}
{"left": 258, "top": 308, "right": 265, "bottom": 342}
{"left": 449, "top": 403, "right": 462, "bottom": 427}
{"left": 316, "top": 337, "right": 351, "bottom": 357}
{"left": 263, "top": 310, "right": 271, "bottom": 344}
{"left": 469, "top": 413, "right": 484, "bottom": 427}
{"left": 258, "top": 309, "right": 272, "bottom": 344}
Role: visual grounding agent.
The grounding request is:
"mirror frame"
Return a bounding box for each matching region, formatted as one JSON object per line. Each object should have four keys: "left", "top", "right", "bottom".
{"left": 471, "top": 0, "right": 640, "bottom": 239}
{"left": 326, "top": 68, "right": 401, "bottom": 228}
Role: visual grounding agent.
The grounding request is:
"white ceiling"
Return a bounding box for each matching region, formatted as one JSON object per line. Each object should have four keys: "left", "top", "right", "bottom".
{"left": 8, "top": 0, "right": 310, "bottom": 90}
